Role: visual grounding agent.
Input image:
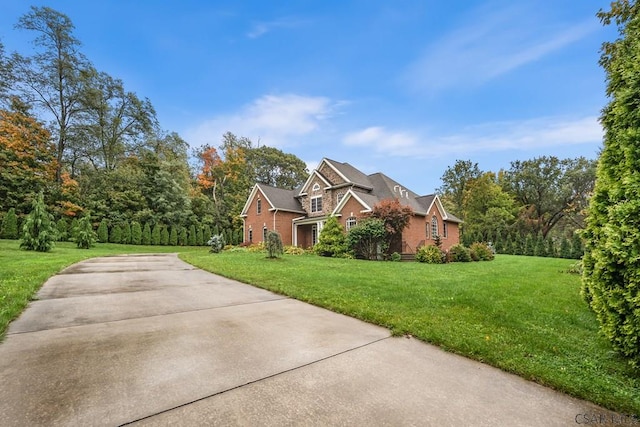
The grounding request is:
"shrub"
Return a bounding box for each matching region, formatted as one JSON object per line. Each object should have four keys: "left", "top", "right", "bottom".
{"left": 416, "top": 245, "right": 444, "bottom": 264}
{"left": 179, "top": 227, "right": 188, "bottom": 246}
{"left": 314, "top": 216, "right": 347, "bottom": 257}
{"left": 142, "top": 223, "right": 151, "bottom": 245}
{"left": 160, "top": 226, "right": 169, "bottom": 245}
{"left": 188, "top": 224, "right": 197, "bottom": 246}
{"left": 56, "top": 217, "right": 69, "bottom": 242}
{"left": 208, "top": 234, "right": 225, "bottom": 253}
{"left": 346, "top": 218, "right": 387, "bottom": 260}
{"left": 247, "top": 242, "right": 265, "bottom": 253}
{"left": 151, "top": 224, "right": 161, "bottom": 245}
{"left": 469, "top": 242, "right": 495, "bottom": 261}
{"left": 449, "top": 244, "right": 472, "bottom": 262}
{"left": 284, "top": 245, "right": 305, "bottom": 255}
{"left": 265, "top": 230, "right": 284, "bottom": 258}
{"left": 169, "top": 227, "right": 178, "bottom": 246}
{"left": 121, "top": 221, "right": 131, "bottom": 244}
{"left": 203, "top": 225, "right": 212, "bottom": 243}
{"left": 74, "top": 215, "right": 96, "bottom": 249}
{"left": 196, "top": 227, "right": 204, "bottom": 246}
{"left": 20, "top": 193, "right": 56, "bottom": 252}
{"left": 110, "top": 224, "right": 122, "bottom": 244}
{"left": 1, "top": 208, "right": 19, "bottom": 239}
{"left": 97, "top": 219, "right": 109, "bottom": 243}
{"left": 131, "top": 222, "right": 142, "bottom": 245}
{"left": 390, "top": 252, "right": 402, "bottom": 262}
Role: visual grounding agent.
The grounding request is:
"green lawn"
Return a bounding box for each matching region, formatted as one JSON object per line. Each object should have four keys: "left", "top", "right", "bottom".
{"left": 181, "top": 250, "right": 640, "bottom": 415}
{"left": 1, "top": 240, "right": 638, "bottom": 414}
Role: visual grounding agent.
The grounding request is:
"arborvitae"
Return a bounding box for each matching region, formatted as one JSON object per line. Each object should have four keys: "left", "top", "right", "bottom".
{"left": 524, "top": 234, "right": 535, "bottom": 256}
{"left": 142, "top": 223, "right": 152, "bottom": 245}
{"left": 169, "top": 226, "right": 178, "bottom": 246}
{"left": 110, "top": 224, "right": 122, "bottom": 244}
{"left": 74, "top": 215, "right": 96, "bottom": 249}
{"left": 131, "top": 222, "right": 142, "bottom": 245}
{"left": 570, "top": 232, "right": 584, "bottom": 259}
{"left": 546, "top": 237, "right": 556, "bottom": 258}
{"left": 56, "top": 217, "right": 69, "bottom": 242}
{"left": 504, "top": 234, "right": 514, "bottom": 255}
{"left": 160, "top": 226, "right": 169, "bottom": 245}
{"left": 493, "top": 230, "right": 504, "bottom": 254}
{"left": 179, "top": 227, "right": 188, "bottom": 246}
{"left": 151, "top": 224, "right": 161, "bottom": 245}
{"left": 212, "top": 225, "right": 220, "bottom": 237}
{"left": 203, "top": 225, "right": 212, "bottom": 243}
{"left": 534, "top": 232, "right": 546, "bottom": 257}
{"left": 195, "top": 226, "right": 204, "bottom": 246}
{"left": 559, "top": 237, "right": 571, "bottom": 259}
{"left": 20, "top": 192, "right": 56, "bottom": 252}
{"left": 97, "top": 219, "right": 109, "bottom": 243}
{"left": 121, "top": 221, "right": 131, "bottom": 244}
{"left": 513, "top": 234, "right": 525, "bottom": 255}
{"left": 1, "top": 208, "right": 19, "bottom": 239}
{"left": 188, "top": 224, "right": 197, "bottom": 246}
{"left": 70, "top": 218, "right": 79, "bottom": 241}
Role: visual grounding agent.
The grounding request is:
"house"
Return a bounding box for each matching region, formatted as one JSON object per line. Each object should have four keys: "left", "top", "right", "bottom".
{"left": 240, "top": 158, "right": 462, "bottom": 253}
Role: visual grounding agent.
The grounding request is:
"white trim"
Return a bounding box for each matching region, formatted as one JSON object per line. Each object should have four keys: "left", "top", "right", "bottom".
{"left": 297, "top": 168, "right": 332, "bottom": 196}
{"left": 322, "top": 158, "right": 351, "bottom": 184}
{"left": 332, "top": 189, "right": 372, "bottom": 216}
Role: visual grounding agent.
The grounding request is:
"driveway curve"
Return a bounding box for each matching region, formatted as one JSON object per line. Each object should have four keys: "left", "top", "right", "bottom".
{"left": 0, "top": 254, "right": 616, "bottom": 426}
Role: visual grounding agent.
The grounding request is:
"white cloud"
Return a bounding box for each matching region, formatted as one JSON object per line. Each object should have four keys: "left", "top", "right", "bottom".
{"left": 246, "top": 17, "right": 308, "bottom": 39}
{"left": 404, "top": 4, "right": 598, "bottom": 93}
{"left": 184, "top": 94, "right": 338, "bottom": 148}
{"left": 343, "top": 116, "right": 602, "bottom": 159}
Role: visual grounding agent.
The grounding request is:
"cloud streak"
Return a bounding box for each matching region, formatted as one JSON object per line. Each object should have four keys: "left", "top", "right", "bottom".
{"left": 246, "top": 17, "right": 308, "bottom": 39}
{"left": 404, "top": 4, "right": 599, "bottom": 93}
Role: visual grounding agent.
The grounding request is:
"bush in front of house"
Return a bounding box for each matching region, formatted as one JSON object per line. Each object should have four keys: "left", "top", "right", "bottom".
{"left": 314, "top": 216, "right": 347, "bottom": 257}
{"left": 208, "top": 234, "right": 225, "bottom": 253}
{"left": 448, "top": 244, "right": 472, "bottom": 262}
{"left": 416, "top": 245, "right": 445, "bottom": 264}
{"left": 265, "top": 230, "right": 284, "bottom": 258}
{"left": 469, "top": 242, "right": 495, "bottom": 261}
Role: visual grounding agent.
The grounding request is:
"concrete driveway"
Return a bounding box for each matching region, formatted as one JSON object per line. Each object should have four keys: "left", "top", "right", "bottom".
{"left": 0, "top": 254, "right": 617, "bottom": 426}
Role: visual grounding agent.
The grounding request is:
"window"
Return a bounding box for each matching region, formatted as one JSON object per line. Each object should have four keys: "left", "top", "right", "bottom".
{"left": 257, "top": 198, "right": 262, "bottom": 214}
{"left": 263, "top": 227, "right": 268, "bottom": 241}
{"left": 425, "top": 222, "right": 429, "bottom": 239}
{"left": 346, "top": 217, "right": 357, "bottom": 231}
{"left": 443, "top": 222, "right": 448, "bottom": 238}
{"left": 249, "top": 229, "right": 253, "bottom": 242}
{"left": 311, "top": 196, "right": 323, "bottom": 213}
{"left": 431, "top": 216, "right": 438, "bottom": 239}
{"left": 312, "top": 225, "right": 318, "bottom": 245}
{"left": 312, "top": 183, "right": 320, "bottom": 192}
{"left": 336, "top": 192, "right": 345, "bottom": 204}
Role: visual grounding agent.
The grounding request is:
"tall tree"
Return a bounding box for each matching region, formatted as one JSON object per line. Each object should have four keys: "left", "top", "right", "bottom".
{"left": 582, "top": 0, "right": 640, "bottom": 368}
{"left": 13, "top": 6, "right": 92, "bottom": 182}
{"left": 247, "top": 145, "right": 309, "bottom": 189}
{"left": 437, "top": 160, "right": 482, "bottom": 217}
{"left": 20, "top": 192, "right": 56, "bottom": 252}
{"left": 0, "top": 100, "right": 57, "bottom": 214}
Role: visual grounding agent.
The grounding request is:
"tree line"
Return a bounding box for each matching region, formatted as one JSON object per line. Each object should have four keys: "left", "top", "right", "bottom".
{"left": 0, "top": 6, "right": 309, "bottom": 244}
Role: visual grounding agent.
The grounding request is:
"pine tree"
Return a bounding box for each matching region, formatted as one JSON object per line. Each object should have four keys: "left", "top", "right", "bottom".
{"left": 1, "top": 208, "right": 19, "bottom": 239}
{"left": 131, "top": 222, "right": 142, "bottom": 245}
{"left": 97, "top": 219, "right": 109, "bottom": 243}
{"left": 20, "top": 193, "right": 56, "bottom": 252}
{"left": 169, "top": 226, "right": 178, "bottom": 246}
{"left": 160, "top": 226, "right": 169, "bottom": 245}
{"left": 142, "top": 223, "right": 151, "bottom": 245}
{"left": 75, "top": 216, "right": 96, "bottom": 249}
{"left": 110, "top": 224, "right": 122, "bottom": 244}
{"left": 151, "top": 224, "right": 161, "bottom": 245}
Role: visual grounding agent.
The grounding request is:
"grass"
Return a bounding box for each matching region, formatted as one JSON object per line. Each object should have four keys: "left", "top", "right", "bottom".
{"left": 1, "top": 240, "right": 638, "bottom": 414}
{"left": 180, "top": 250, "right": 640, "bottom": 415}
{"left": 0, "top": 239, "right": 201, "bottom": 339}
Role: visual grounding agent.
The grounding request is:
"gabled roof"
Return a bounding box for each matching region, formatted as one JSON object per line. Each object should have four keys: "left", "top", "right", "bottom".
{"left": 241, "top": 183, "right": 305, "bottom": 216}
{"left": 323, "top": 158, "right": 373, "bottom": 190}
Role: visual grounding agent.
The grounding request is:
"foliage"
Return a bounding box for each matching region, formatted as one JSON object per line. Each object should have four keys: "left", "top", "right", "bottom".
{"left": 469, "top": 242, "right": 495, "bottom": 261}
{"left": 188, "top": 224, "right": 197, "bottom": 246}
{"left": 346, "top": 217, "right": 387, "bottom": 260}
{"left": 246, "top": 145, "right": 309, "bottom": 189}
{"left": 131, "top": 221, "right": 142, "bottom": 245}
{"left": 121, "top": 221, "right": 131, "bottom": 244}
{"left": 20, "top": 192, "right": 56, "bottom": 252}
{"left": 56, "top": 217, "right": 69, "bottom": 242}
{"left": 284, "top": 245, "right": 306, "bottom": 255}
{"left": 207, "top": 234, "right": 225, "bottom": 253}
{"left": 371, "top": 198, "right": 414, "bottom": 256}
{"left": 314, "top": 216, "right": 347, "bottom": 257}
{"left": 178, "top": 227, "right": 188, "bottom": 246}
{"left": 390, "top": 252, "right": 402, "bottom": 262}
{"left": 109, "top": 224, "right": 122, "bottom": 244}
{"left": 74, "top": 215, "right": 95, "bottom": 249}
{"left": 169, "top": 226, "right": 178, "bottom": 246}
{"left": 265, "top": 230, "right": 284, "bottom": 258}
{"left": 582, "top": 1, "right": 640, "bottom": 368}
{"left": 195, "top": 227, "right": 204, "bottom": 246}
{"left": 1, "top": 207, "right": 19, "bottom": 239}
{"left": 559, "top": 237, "right": 571, "bottom": 259}
{"left": 160, "top": 226, "right": 169, "bottom": 246}
{"left": 437, "top": 160, "right": 481, "bottom": 217}
{"left": 247, "top": 242, "right": 265, "bottom": 253}
{"left": 415, "top": 244, "right": 444, "bottom": 264}
{"left": 151, "top": 224, "right": 161, "bottom": 245}
{"left": 448, "top": 244, "right": 472, "bottom": 262}
{"left": 97, "top": 219, "right": 109, "bottom": 243}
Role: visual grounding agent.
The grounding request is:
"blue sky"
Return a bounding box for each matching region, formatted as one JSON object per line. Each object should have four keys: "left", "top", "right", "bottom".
{"left": 1, "top": 1, "right": 615, "bottom": 195}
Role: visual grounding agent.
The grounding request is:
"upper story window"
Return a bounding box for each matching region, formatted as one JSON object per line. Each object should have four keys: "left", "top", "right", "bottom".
{"left": 257, "top": 198, "right": 262, "bottom": 214}
{"left": 336, "top": 192, "right": 345, "bottom": 204}
{"left": 312, "top": 183, "right": 320, "bottom": 192}
{"left": 431, "top": 216, "right": 438, "bottom": 238}
{"left": 346, "top": 217, "right": 357, "bottom": 231}
{"left": 311, "top": 196, "right": 323, "bottom": 213}
{"left": 443, "top": 222, "right": 448, "bottom": 238}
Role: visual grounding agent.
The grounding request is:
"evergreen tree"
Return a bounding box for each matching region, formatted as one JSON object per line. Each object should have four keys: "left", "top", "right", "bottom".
{"left": 142, "top": 223, "right": 151, "bottom": 245}
{"left": 188, "top": 224, "right": 197, "bottom": 246}
{"left": 212, "top": 225, "right": 220, "bottom": 237}
{"left": 570, "top": 232, "right": 584, "bottom": 259}
{"left": 151, "top": 224, "right": 161, "bottom": 245}
{"left": 203, "top": 224, "right": 212, "bottom": 243}
{"left": 179, "top": 227, "right": 188, "bottom": 246}
{"left": 504, "top": 234, "right": 514, "bottom": 255}
{"left": 493, "top": 229, "right": 504, "bottom": 254}
{"left": 20, "top": 192, "right": 56, "bottom": 252}
{"left": 110, "top": 224, "right": 122, "bottom": 244}
{"left": 121, "top": 221, "right": 131, "bottom": 244}
{"left": 169, "top": 226, "right": 178, "bottom": 246}
{"left": 97, "top": 219, "right": 109, "bottom": 243}
{"left": 195, "top": 226, "right": 204, "bottom": 246}
{"left": 314, "top": 216, "right": 347, "bottom": 257}
{"left": 265, "top": 230, "right": 284, "bottom": 258}
{"left": 546, "top": 237, "right": 556, "bottom": 258}
{"left": 1, "top": 208, "right": 19, "bottom": 239}
{"left": 582, "top": 1, "right": 640, "bottom": 367}
{"left": 70, "top": 218, "right": 79, "bottom": 241}
{"left": 534, "top": 232, "right": 546, "bottom": 257}
{"left": 524, "top": 233, "right": 535, "bottom": 256}
{"left": 75, "top": 215, "right": 96, "bottom": 249}
{"left": 513, "top": 234, "right": 524, "bottom": 255}
{"left": 160, "top": 226, "right": 169, "bottom": 245}
{"left": 131, "top": 221, "right": 142, "bottom": 245}
{"left": 56, "top": 217, "right": 69, "bottom": 242}
{"left": 559, "top": 237, "right": 571, "bottom": 259}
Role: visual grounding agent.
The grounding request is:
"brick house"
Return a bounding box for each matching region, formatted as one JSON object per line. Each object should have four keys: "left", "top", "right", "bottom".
{"left": 240, "top": 158, "right": 462, "bottom": 253}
